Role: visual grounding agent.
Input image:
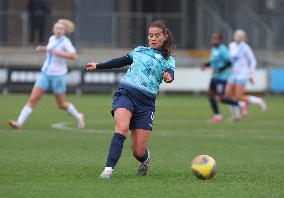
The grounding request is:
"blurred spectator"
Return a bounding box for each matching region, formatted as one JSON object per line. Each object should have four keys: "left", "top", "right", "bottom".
{"left": 27, "top": 0, "right": 50, "bottom": 44}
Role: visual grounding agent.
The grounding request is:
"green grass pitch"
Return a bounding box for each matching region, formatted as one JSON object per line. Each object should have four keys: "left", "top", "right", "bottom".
{"left": 0, "top": 94, "right": 283, "bottom": 198}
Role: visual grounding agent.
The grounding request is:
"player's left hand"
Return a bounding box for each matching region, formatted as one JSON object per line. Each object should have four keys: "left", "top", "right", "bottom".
{"left": 163, "top": 72, "right": 173, "bottom": 83}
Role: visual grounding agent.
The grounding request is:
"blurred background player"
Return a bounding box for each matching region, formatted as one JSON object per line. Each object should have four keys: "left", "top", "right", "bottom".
{"left": 225, "top": 29, "right": 267, "bottom": 120}
{"left": 200, "top": 32, "right": 246, "bottom": 123}
{"left": 27, "top": 0, "right": 50, "bottom": 44}
{"left": 8, "top": 19, "right": 84, "bottom": 129}
{"left": 85, "top": 20, "right": 176, "bottom": 179}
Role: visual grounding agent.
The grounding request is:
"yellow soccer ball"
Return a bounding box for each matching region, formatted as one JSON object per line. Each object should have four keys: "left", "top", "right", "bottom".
{"left": 191, "top": 155, "right": 217, "bottom": 180}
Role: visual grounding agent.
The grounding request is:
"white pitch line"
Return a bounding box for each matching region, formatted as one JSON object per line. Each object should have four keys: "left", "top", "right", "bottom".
{"left": 50, "top": 122, "right": 284, "bottom": 139}
{"left": 51, "top": 122, "right": 177, "bottom": 136}
{"left": 51, "top": 122, "right": 112, "bottom": 134}
{"left": 50, "top": 122, "right": 187, "bottom": 137}
{"left": 53, "top": 118, "right": 284, "bottom": 126}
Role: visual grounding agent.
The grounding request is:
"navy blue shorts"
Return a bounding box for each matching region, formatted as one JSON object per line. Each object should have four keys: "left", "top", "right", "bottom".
{"left": 209, "top": 78, "right": 227, "bottom": 96}
{"left": 112, "top": 88, "right": 155, "bottom": 131}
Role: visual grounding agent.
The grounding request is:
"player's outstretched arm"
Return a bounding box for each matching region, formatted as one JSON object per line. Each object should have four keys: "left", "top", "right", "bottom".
{"left": 85, "top": 55, "right": 133, "bottom": 71}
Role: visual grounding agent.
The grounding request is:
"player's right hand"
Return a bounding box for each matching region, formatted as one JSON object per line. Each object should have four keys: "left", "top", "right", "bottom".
{"left": 85, "top": 62, "right": 97, "bottom": 71}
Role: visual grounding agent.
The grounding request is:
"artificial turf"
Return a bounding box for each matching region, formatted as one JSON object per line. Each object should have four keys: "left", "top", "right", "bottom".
{"left": 0, "top": 94, "right": 283, "bottom": 197}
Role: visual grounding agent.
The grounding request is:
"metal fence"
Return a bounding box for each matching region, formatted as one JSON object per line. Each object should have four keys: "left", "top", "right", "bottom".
{"left": 0, "top": 11, "right": 186, "bottom": 48}
{"left": 0, "top": 5, "right": 282, "bottom": 51}
{"left": 196, "top": 0, "right": 275, "bottom": 51}
{"left": 196, "top": 1, "right": 233, "bottom": 49}
{"left": 261, "top": 14, "right": 284, "bottom": 50}
{"left": 230, "top": 1, "right": 274, "bottom": 52}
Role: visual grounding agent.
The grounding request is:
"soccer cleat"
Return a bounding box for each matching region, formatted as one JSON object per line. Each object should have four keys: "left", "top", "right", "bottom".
{"left": 208, "top": 117, "right": 223, "bottom": 123}
{"left": 8, "top": 119, "right": 22, "bottom": 129}
{"left": 78, "top": 113, "right": 85, "bottom": 129}
{"left": 99, "top": 167, "right": 113, "bottom": 179}
{"left": 239, "top": 101, "right": 248, "bottom": 116}
{"left": 138, "top": 150, "right": 151, "bottom": 176}
{"left": 259, "top": 99, "right": 267, "bottom": 112}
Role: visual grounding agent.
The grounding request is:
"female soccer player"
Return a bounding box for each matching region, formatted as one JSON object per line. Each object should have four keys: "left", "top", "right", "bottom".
{"left": 85, "top": 20, "right": 176, "bottom": 179}
{"left": 9, "top": 19, "right": 84, "bottom": 129}
{"left": 201, "top": 32, "right": 246, "bottom": 123}
{"left": 225, "top": 29, "right": 266, "bottom": 120}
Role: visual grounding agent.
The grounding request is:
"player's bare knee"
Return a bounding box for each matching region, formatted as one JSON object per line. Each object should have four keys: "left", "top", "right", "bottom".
{"left": 115, "top": 123, "right": 128, "bottom": 135}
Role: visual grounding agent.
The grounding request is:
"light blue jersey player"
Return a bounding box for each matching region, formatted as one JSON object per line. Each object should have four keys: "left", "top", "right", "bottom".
{"left": 85, "top": 20, "right": 176, "bottom": 179}
{"left": 9, "top": 19, "right": 84, "bottom": 129}
{"left": 210, "top": 44, "right": 230, "bottom": 81}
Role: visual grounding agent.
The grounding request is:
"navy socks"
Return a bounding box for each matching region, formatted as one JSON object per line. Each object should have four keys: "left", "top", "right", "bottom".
{"left": 105, "top": 133, "right": 150, "bottom": 168}
{"left": 209, "top": 98, "right": 219, "bottom": 115}
{"left": 105, "top": 133, "right": 126, "bottom": 168}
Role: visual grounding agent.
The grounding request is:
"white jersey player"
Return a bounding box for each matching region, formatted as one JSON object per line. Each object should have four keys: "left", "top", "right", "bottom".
{"left": 9, "top": 19, "right": 84, "bottom": 129}
{"left": 224, "top": 29, "right": 266, "bottom": 120}
{"left": 229, "top": 39, "right": 256, "bottom": 82}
